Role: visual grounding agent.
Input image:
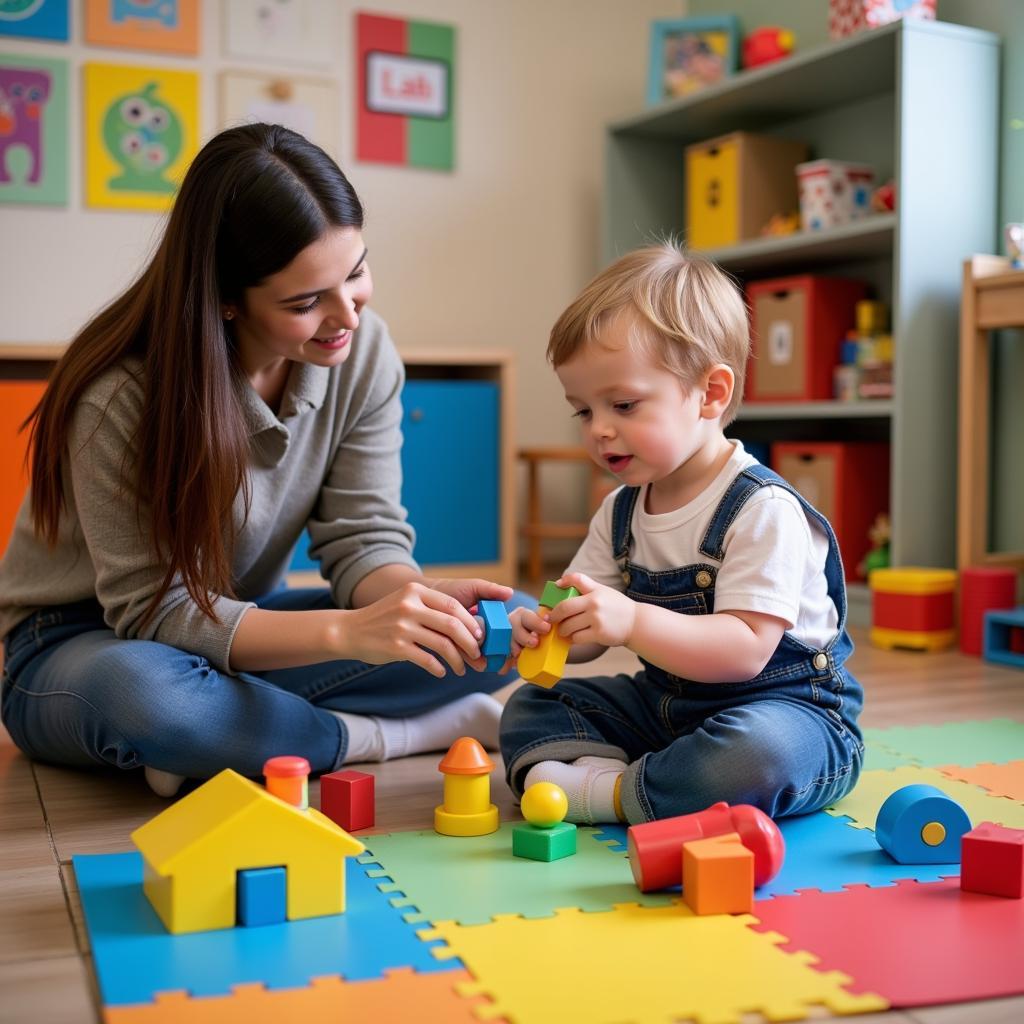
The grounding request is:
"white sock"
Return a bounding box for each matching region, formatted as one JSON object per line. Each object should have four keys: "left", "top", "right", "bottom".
{"left": 524, "top": 756, "right": 627, "bottom": 825}
{"left": 144, "top": 766, "right": 186, "bottom": 798}
{"left": 332, "top": 692, "right": 504, "bottom": 764}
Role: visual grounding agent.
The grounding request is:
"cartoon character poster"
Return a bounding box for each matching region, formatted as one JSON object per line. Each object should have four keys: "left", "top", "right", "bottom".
{"left": 0, "top": 53, "right": 68, "bottom": 205}
{"left": 219, "top": 70, "right": 339, "bottom": 158}
{"left": 223, "top": 0, "right": 340, "bottom": 67}
{"left": 0, "top": 0, "right": 68, "bottom": 42}
{"left": 83, "top": 62, "right": 197, "bottom": 211}
{"left": 84, "top": 0, "right": 199, "bottom": 56}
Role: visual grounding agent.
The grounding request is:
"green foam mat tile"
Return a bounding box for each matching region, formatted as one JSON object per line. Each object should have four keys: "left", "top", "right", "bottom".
{"left": 862, "top": 719, "right": 1024, "bottom": 768}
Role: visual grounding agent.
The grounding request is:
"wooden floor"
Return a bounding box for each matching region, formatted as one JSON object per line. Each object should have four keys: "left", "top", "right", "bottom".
{"left": 2, "top": 627, "right": 1023, "bottom": 1024}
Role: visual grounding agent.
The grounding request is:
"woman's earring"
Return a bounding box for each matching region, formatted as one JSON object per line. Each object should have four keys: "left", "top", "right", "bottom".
{"left": 223, "top": 310, "right": 234, "bottom": 320}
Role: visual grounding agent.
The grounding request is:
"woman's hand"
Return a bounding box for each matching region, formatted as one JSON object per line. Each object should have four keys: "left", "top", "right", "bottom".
{"left": 334, "top": 582, "right": 488, "bottom": 678}
{"left": 547, "top": 572, "right": 637, "bottom": 649}
{"left": 427, "top": 576, "right": 514, "bottom": 611}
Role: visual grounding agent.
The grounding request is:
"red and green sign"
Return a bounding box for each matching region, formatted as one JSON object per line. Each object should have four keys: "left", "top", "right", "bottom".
{"left": 356, "top": 12, "right": 454, "bottom": 171}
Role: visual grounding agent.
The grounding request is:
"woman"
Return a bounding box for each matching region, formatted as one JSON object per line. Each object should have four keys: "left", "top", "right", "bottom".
{"left": 0, "top": 124, "right": 525, "bottom": 796}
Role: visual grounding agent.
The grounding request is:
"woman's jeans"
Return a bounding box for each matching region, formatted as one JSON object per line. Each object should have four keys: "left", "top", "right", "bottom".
{"left": 1, "top": 587, "right": 534, "bottom": 779}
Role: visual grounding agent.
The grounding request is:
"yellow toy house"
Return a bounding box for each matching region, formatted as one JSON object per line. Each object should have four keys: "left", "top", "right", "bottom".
{"left": 131, "top": 758, "right": 364, "bottom": 935}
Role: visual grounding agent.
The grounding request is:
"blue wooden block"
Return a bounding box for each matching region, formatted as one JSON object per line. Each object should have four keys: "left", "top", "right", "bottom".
{"left": 875, "top": 784, "right": 971, "bottom": 864}
{"left": 237, "top": 867, "right": 286, "bottom": 927}
{"left": 478, "top": 600, "right": 512, "bottom": 658}
{"left": 983, "top": 607, "right": 1024, "bottom": 669}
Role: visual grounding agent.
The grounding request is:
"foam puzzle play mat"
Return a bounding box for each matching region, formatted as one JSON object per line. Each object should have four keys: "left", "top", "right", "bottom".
{"left": 75, "top": 721, "right": 1024, "bottom": 1024}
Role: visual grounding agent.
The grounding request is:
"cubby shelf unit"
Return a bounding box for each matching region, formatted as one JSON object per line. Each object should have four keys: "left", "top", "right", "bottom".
{"left": 605, "top": 18, "right": 999, "bottom": 578}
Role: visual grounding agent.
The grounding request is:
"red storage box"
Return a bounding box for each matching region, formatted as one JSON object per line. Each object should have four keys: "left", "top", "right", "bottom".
{"left": 747, "top": 276, "right": 866, "bottom": 402}
{"left": 771, "top": 442, "right": 890, "bottom": 582}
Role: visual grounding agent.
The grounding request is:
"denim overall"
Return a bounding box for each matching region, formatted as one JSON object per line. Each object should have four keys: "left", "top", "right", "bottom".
{"left": 500, "top": 462, "right": 865, "bottom": 825}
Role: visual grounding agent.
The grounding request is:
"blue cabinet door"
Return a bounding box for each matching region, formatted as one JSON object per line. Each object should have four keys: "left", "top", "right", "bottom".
{"left": 401, "top": 379, "right": 500, "bottom": 565}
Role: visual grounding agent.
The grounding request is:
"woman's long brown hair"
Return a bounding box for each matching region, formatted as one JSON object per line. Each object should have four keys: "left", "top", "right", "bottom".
{"left": 26, "top": 124, "right": 364, "bottom": 628}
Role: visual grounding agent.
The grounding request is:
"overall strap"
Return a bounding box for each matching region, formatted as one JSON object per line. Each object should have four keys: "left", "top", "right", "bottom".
{"left": 610, "top": 486, "right": 642, "bottom": 566}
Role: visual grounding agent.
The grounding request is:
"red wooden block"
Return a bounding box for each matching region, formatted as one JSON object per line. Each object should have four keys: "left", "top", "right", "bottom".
{"left": 320, "top": 769, "right": 375, "bottom": 832}
{"left": 961, "top": 822, "right": 1024, "bottom": 899}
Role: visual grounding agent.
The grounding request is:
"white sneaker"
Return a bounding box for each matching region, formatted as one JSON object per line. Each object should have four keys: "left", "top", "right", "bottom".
{"left": 144, "top": 766, "right": 186, "bottom": 798}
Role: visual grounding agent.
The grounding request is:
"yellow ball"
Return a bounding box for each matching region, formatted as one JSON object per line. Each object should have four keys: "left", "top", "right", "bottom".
{"left": 521, "top": 782, "right": 568, "bottom": 828}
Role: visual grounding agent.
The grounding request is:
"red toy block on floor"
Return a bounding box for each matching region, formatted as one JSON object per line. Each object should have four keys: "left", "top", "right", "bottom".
{"left": 320, "top": 769, "right": 375, "bottom": 832}
{"left": 961, "top": 822, "right": 1024, "bottom": 899}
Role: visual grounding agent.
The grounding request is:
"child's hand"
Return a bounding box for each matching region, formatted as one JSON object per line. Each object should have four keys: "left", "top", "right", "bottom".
{"left": 547, "top": 572, "right": 637, "bottom": 649}
{"left": 499, "top": 605, "right": 551, "bottom": 671}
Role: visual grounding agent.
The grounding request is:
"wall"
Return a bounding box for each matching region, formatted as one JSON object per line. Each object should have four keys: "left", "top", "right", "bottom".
{"left": 688, "top": 0, "right": 1024, "bottom": 554}
{"left": 0, "top": 0, "right": 683, "bottom": 561}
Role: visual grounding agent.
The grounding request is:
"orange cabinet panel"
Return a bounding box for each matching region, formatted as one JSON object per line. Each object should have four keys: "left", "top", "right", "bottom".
{"left": 1, "top": 381, "right": 45, "bottom": 555}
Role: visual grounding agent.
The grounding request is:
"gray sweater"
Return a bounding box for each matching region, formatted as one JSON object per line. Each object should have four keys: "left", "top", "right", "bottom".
{"left": 0, "top": 307, "right": 418, "bottom": 672}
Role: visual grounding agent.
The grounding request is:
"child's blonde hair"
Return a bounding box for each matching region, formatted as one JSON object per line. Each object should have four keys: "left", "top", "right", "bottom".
{"left": 547, "top": 242, "right": 749, "bottom": 426}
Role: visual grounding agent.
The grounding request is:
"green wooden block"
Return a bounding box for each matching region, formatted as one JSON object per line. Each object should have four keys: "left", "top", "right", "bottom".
{"left": 512, "top": 821, "right": 577, "bottom": 862}
{"left": 539, "top": 582, "right": 579, "bottom": 609}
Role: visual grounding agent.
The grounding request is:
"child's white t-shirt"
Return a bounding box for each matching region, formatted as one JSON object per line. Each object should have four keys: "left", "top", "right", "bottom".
{"left": 566, "top": 441, "right": 840, "bottom": 650}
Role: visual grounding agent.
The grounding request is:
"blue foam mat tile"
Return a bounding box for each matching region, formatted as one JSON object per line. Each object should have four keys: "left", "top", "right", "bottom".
{"left": 588, "top": 812, "right": 960, "bottom": 899}
{"left": 73, "top": 851, "right": 458, "bottom": 1007}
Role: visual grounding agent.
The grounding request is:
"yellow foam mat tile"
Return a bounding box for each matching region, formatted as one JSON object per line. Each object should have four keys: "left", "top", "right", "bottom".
{"left": 421, "top": 903, "right": 888, "bottom": 1024}
{"left": 827, "top": 766, "right": 1024, "bottom": 831}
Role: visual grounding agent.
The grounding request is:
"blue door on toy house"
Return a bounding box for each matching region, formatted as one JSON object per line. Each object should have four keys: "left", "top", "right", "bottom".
{"left": 399, "top": 379, "right": 500, "bottom": 565}
{"left": 288, "top": 379, "right": 500, "bottom": 572}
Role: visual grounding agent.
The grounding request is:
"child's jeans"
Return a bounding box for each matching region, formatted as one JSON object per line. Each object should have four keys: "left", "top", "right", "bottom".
{"left": 2, "top": 587, "right": 535, "bottom": 779}
{"left": 500, "top": 665, "right": 864, "bottom": 825}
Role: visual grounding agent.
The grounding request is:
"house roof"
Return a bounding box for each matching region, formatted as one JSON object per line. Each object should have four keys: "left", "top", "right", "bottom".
{"left": 131, "top": 769, "right": 364, "bottom": 874}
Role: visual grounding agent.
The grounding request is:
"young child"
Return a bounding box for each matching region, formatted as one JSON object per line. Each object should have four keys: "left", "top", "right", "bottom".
{"left": 500, "top": 243, "right": 865, "bottom": 826}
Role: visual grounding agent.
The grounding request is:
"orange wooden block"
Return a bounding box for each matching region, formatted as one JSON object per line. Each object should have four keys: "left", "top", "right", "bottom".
{"left": 682, "top": 832, "right": 754, "bottom": 916}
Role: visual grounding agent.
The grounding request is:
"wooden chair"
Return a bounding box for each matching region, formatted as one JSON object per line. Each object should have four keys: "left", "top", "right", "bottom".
{"left": 518, "top": 446, "right": 616, "bottom": 583}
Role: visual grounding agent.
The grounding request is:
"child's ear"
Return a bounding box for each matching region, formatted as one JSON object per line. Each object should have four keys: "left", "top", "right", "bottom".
{"left": 701, "top": 364, "right": 735, "bottom": 419}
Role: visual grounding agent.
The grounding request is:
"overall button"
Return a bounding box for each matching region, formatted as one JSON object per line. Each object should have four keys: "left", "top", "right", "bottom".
{"left": 813, "top": 652, "right": 829, "bottom": 671}
{"left": 695, "top": 570, "right": 713, "bottom": 589}
{"left": 621, "top": 570, "right": 631, "bottom": 586}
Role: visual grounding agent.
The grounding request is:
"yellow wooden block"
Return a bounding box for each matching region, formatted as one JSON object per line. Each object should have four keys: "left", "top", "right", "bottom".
{"left": 682, "top": 832, "right": 754, "bottom": 916}
{"left": 517, "top": 608, "right": 570, "bottom": 688}
{"left": 132, "top": 769, "right": 364, "bottom": 934}
{"left": 870, "top": 627, "right": 957, "bottom": 652}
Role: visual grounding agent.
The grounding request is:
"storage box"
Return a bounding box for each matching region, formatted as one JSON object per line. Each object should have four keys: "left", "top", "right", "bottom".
{"left": 747, "top": 275, "right": 866, "bottom": 402}
{"left": 797, "top": 160, "right": 875, "bottom": 232}
{"left": 829, "top": 0, "right": 936, "bottom": 40}
{"left": 685, "top": 132, "right": 808, "bottom": 250}
{"left": 771, "top": 442, "right": 890, "bottom": 582}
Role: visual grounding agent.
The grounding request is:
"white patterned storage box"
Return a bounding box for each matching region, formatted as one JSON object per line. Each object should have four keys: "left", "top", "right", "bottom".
{"left": 796, "top": 160, "right": 875, "bottom": 232}
{"left": 829, "top": 0, "right": 936, "bottom": 40}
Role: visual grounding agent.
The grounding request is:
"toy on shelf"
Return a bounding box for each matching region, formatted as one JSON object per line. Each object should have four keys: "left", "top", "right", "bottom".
{"left": 875, "top": 784, "right": 971, "bottom": 864}
{"left": 871, "top": 179, "right": 896, "bottom": 212}
{"left": 760, "top": 211, "right": 800, "bottom": 237}
{"left": 742, "top": 27, "right": 795, "bottom": 69}
{"left": 960, "top": 567, "right": 1018, "bottom": 657}
{"left": 130, "top": 757, "right": 364, "bottom": 934}
{"left": 517, "top": 581, "right": 579, "bottom": 688}
{"left": 627, "top": 801, "right": 784, "bottom": 893}
{"left": 869, "top": 567, "right": 957, "bottom": 652}
{"left": 857, "top": 513, "right": 890, "bottom": 579}
{"left": 513, "top": 782, "right": 576, "bottom": 862}
{"left": 834, "top": 299, "right": 893, "bottom": 403}
{"left": 434, "top": 737, "right": 500, "bottom": 837}
{"left": 476, "top": 599, "right": 512, "bottom": 672}
{"left": 796, "top": 159, "right": 874, "bottom": 232}
{"left": 320, "top": 769, "right": 375, "bottom": 832}
{"left": 829, "top": 0, "right": 936, "bottom": 40}
{"left": 1005, "top": 223, "right": 1024, "bottom": 270}
{"left": 983, "top": 606, "right": 1024, "bottom": 669}
{"left": 682, "top": 832, "right": 754, "bottom": 915}
{"left": 960, "top": 822, "right": 1024, "bottom": 899}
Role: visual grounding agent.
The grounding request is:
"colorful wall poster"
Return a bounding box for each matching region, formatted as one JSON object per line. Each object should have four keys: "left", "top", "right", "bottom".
{"left": 0, "top": 53, "right": 68, "bottom": 205}
{"left": 356, "top": 12, "right": 454, "bottom": 171}
{"left": 83, "top": 62, "right": 198, "bottom": 211}
{"left": 219, "top": 70, "right": 340, "bottom": 159}
{"left": 0, "top": 0, "right": 68, "bottom": 42}
{"left": 223, "top": 0, "right": 340, "bottom": 68}
{"left": 84, "top": 0, "right": 200, "bottom": 56}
